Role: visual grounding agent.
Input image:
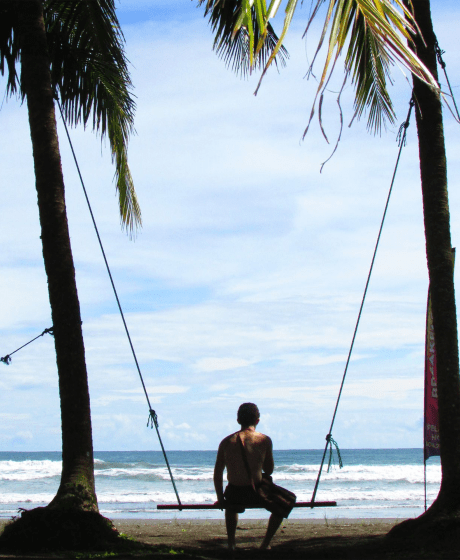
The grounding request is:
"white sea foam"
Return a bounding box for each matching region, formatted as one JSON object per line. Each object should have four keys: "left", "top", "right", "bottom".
{"left": 95, "top": 466, "right": 215, "bottom": 481}
{"left": 0, "top": 460, "right": 440, "bottom": 485}
{"left": 0, "top": 460, "right": 62, "bottom": 481}
{"left": 0, "top": 451, "right": 441, "bottom": 520}
{"left": 0, "top": 493, "right": 55, "bottom": 504}
{"left": 294, "top": 486, "right": 438, "bottom": 503}
{"left": 273, "top": 464, "right": 441, "bottom": 484}
{"left": 0, "top": 485, "right": 438, "bottom": 508}
{"left": 96, "top": 491, "right": 216, "bottom": 505}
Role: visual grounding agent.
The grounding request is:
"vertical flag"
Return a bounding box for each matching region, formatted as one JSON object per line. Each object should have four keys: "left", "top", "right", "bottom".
{"left": 424, "top": 292, "right": 440, "bottom": 460}
{"left": 423, "top": 250, "right": 455, "bottom": 510}
{"left": 424, "top": 248, "right": 455, "bottom": 462}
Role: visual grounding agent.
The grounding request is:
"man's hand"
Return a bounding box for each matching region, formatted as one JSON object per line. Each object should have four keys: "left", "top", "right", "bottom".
{"left": 214, "top": 498, "right": 225, "bottom": 511}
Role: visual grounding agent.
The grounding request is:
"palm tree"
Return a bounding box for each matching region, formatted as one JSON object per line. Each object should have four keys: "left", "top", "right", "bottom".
{"left": 392, "top": 0, "right": 460, "bottom": 529}
{"left": 199, "top": 0, "right": 460, "bottom": 529}
{"left": 0, "top": 0, "right": 139, "bottom": 543}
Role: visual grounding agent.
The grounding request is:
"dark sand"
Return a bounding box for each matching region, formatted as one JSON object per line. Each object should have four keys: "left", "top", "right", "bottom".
{"left": 0, "top": 517, "right": 458, "bottom": 559}
{"left": 113, "top": 517, "right": 401, "bottom": 549}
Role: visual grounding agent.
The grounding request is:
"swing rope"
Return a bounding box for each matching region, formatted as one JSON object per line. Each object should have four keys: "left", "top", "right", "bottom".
{"left": 435, "top": 39, "right": 460, "bottom": 123}
{"left": 310, "top": 97, "right": 415, "bottom": 505}
{"left": 56, "top": 99, "right": 182, "bottom": 510}
{"left": 1, "top": 327, "right": 54, "bottom": 365}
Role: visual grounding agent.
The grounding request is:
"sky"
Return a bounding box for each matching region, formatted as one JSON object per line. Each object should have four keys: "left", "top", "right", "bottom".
{"left": 1, "top": 1, "right": 459, "bottom": 453}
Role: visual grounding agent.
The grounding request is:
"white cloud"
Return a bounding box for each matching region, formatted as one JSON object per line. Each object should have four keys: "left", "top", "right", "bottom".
{"left": 194, "top": 357, "right": 254, "bottom": 373}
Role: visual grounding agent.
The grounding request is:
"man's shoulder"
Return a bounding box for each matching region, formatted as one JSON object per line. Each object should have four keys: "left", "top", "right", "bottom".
{"left": 219, "top": 430, "right": 272, "bottom": 449}
{"left": 255, "top": 431, "right": 271, "bottom": 440}
{"left": 219, "top": 431, "right": 239, "bottom": 447}
{"left": 254, "top": 432, "right": 272, "bottom": 446}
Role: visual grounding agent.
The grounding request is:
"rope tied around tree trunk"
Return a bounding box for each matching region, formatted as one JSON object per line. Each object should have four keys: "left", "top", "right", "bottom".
{"left": 434, "top": 39, "right": 460, "bottom": 123}
{"left": 1, "top": 327, "right": 54, "bottom": 365}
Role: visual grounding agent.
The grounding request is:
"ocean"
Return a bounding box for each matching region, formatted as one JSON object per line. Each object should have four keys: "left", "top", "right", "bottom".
{"left": 0, "top": 449, "right": 441, "bottom": 521}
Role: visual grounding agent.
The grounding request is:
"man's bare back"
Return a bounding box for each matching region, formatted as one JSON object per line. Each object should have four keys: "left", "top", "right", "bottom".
{"left": 216, "top": 428, "right": 274, "bottom": 487}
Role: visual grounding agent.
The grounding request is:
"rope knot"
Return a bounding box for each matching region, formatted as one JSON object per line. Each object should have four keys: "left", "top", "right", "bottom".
{"left": 1, "top": 326, "right": 54, "bottom": 365}
{"left": 147, "top": 409, "right": 159, "bottom": 429}
{"left": 326, "top": 434, "right": 343, "bottom": 472}
{"left": 435, "top": 40, "right": 446, "bottom": 69}
{"left": 397, "top": 98, "right": 415, "bottom": 147}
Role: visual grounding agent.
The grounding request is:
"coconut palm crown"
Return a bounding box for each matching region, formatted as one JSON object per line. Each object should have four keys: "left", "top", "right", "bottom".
{"left": 0, "top": 0, "right": 140, "bottom": 233}
{"left": 199, "top": 0, "right": 438, "bottom": 136}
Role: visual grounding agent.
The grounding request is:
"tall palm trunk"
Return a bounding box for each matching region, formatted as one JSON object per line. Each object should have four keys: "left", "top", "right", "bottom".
{"left": 407, "top": 0, "right": 460, "bottom": 515}
{"left": 17, "top": 0, "right": 97, "bottom": 512}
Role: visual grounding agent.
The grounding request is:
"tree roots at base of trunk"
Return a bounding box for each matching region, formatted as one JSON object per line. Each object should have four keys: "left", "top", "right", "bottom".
{"left": 0, "top": 507, "right": 136, "bottom": 552}
{"left": 387, "top": 511, "right": 460, "bottom": 551}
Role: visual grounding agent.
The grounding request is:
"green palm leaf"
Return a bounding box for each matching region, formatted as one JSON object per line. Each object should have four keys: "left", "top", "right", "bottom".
{"left": 1, "top": 0, "right": 139, "bottom": 234}
{"left": 345, "top": 7, "right": 396, "bottom": 133}
{"left": 0, "top": 0, "right": 20, "bottom": 94}
{"left": 200, "top": 0, "right": 439, "bottom": 134}
{"left": 305, "top": 0, "right": 437, "bottom": 133}
{"left": 44, "top": 0, "right": 140, "bottom": 234}
{"left": 199, "top": 0, "right": 289, "bottom": 77}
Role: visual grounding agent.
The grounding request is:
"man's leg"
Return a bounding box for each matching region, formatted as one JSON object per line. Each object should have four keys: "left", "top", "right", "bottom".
{"left": 260, "top": 513, "right": 283, "bottom": 549}
{"left": 225, "top": 510, "right": 238, "bottom": 550}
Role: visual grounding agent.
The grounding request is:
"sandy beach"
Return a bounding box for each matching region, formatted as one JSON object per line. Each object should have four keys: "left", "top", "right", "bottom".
{"left": 0, "top": 516, "right": 458, "bottom": 558}
{"left": 113, "top": 517, "right": 401, "bottom": 549}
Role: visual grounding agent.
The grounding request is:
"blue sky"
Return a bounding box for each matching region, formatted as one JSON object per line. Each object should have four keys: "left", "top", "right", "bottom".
{"left": 1, "top": 1, "right": 459, "bottom": 452}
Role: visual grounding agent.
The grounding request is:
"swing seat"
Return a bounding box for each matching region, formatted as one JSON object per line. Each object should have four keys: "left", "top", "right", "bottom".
{"left": 157, "top": 501, "right": 336, "bottom": 510}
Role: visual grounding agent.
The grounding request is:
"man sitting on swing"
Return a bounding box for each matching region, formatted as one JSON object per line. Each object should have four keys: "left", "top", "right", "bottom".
{"left": 214, "top": 403, "right": 296, "bottom": 551}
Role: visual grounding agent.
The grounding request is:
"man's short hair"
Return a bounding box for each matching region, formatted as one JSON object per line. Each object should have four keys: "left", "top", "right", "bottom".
{"left": 237, "top": 403, "right": 260, "bottom": 426}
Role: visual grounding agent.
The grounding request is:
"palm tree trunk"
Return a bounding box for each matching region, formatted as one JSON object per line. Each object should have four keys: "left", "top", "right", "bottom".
{"left": 405, "top": 0, "right": 460, "bottom": 515}
{"left": 17, "top": 0, "right": 98, "bottom": 512}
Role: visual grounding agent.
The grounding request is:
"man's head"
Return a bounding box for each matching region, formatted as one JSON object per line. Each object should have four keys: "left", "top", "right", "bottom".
{"left": 237, "top": 403, "right": 260, "bottom": 427}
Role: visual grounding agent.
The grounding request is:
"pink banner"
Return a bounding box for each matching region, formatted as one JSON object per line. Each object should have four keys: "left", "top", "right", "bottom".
{"left": 424, "top": 293, "right": 440, "bottom": 460}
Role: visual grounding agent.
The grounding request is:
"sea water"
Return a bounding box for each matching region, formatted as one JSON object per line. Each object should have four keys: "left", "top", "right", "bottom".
{"left": 0, "top": 449, "right": 441, "bottom": 520}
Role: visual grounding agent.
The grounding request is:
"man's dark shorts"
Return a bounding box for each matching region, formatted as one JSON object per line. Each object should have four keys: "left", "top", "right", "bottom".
{"left": 223, "top": 483, "right": 265, "bottom": 514}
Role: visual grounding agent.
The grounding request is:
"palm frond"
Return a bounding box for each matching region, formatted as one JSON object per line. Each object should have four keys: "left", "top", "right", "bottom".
{"left": 0, "top": 0, "right": 20, "bottom": 95}
{"left": 302, "top": 0, "right": 438, "bottom": 135}
{"left": 345, "top": 8, "right": 396, "bottom": 134}
{"left": 253, "top": 0, "right": 299, "bottom": 94}
{"left": 199, "top": 0, "right": 439, "bottom": 135}
{"left": 43, "top": 0, "right": 140, "bottom": 234}
{"left": 199, "top": 0, "right": 289, "bottom": 77}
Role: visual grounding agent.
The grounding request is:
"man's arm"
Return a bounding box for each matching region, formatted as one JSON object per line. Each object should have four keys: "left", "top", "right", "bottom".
{"left": 214, "top": 440, "right": 226, "bottom": 506}
{"left": 262, "top": 436, "right": 274, "bottom": 475}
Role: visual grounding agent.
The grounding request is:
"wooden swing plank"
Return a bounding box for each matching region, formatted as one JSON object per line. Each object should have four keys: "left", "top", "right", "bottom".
{"left": 157, "top": 501, "right": 336, "bottom": 510}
